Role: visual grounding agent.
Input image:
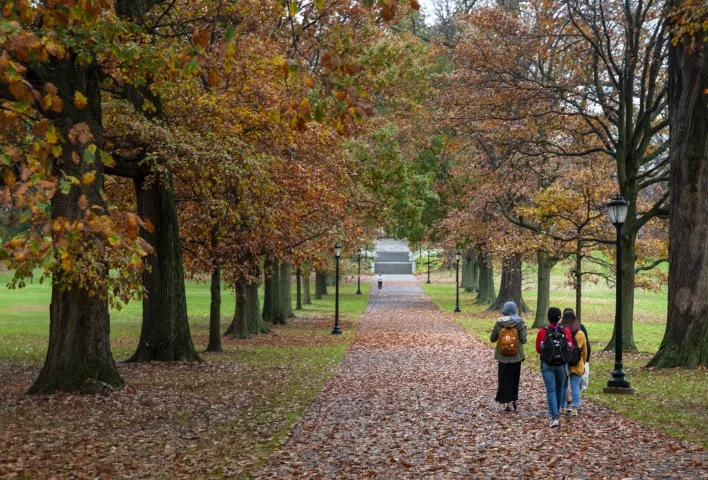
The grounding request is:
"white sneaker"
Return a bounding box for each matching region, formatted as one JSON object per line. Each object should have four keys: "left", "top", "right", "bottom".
{"left": 550, "top": 419, "right": 559, "bottom": 428}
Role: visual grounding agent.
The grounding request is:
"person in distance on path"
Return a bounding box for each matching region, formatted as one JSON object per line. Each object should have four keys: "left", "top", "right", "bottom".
{"left": 490, "top": 301, "right": 528, "bottom": 412}
{"left": 377, "top": 273, "right": 383, "bottom": 290}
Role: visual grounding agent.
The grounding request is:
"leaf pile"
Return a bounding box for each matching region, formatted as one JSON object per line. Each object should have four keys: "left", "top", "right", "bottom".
{"left": 0, "top": 314, "right": 356, "bottom": 479}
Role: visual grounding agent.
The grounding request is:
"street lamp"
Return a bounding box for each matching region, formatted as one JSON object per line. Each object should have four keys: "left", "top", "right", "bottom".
{"left": 454, "top": 251, "right": 462, "bottom": 313}
{"left": 356, "top": 248, "right": 362, "bottom": 295}
{"left": 603, "top": 195, "right": 635, "bottom": 394}
{"left": 426, "top": 246, "right": 431, "bottom": 284}
{"left": 332, "top": 243, "right": 343, "bottom": 335}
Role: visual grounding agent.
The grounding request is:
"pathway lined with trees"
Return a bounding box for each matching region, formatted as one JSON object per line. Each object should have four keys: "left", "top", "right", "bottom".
{"left": 264, "top": 276, "right": 705, "bottom": 478}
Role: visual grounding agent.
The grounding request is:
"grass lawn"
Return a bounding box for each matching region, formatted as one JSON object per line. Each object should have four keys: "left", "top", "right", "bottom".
{"left": 0, "top": 271, "right": 370, "bottom": 479}
{"left": 421, "top": 270, "right": 708, "bottom": 449}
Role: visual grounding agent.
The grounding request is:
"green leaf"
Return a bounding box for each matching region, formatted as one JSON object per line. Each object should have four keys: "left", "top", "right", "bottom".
{"left": 314, "top": 0, "right": 324, "bottom": 9}
{"left": 83, "top": 144, "right": 96, "bottom": 164}
{"left": 225, "top": 25, "right": 236, "bottom": 41}
{"left": 314, "top": 103, "right": 324, "bottom": 122}
{"left": 59, "top": 178, "right": 71, "bottom": 194}
{"left": 289, "top": 1, "right": 298, "bottom": 16}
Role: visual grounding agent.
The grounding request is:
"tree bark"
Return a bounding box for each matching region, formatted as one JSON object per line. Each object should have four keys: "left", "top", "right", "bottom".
{"left": 533, "top": 250, "right": 555, "bottom": 328}
{"left": 489, "top": 254, "right": 529, "bottom": 312}
{"left": 127, "top": 174, "right": 200, "bottom": 362}
{"left": 28, "top": 57, "right": 124, "bottom": 394}
{"left": 247, "top": 280, "right": 268, "bottom": 334}
{"left": 574, "top": 251, "right": 583, "bottom": 325}
{"left": 604, "top": 229, "right": 638, "bottom": 352}
{"left": 649, "top": 22, "right": 708, "bottom": 368}
{"left": 314, "top": 270, "right": 325, "bottom": 299}
{"left": 296, "top": 266, "right": 303, "bottom": 310}
{"left": 476, "top": 254, "right": 496, "bottom": 304}
{"left": 233, "top": 277, "right": 250, "bottom": 339}
{"left": 270, "top": 258, "right": 286, "bottom": 324}
{"left": 462, "top": 249, "right": 477, "bottom": 292}
{"left": 262, "top": 258, "right": 275, "bottom": 322}
{"left": 280, "top": 261, "right": 294, "bottom": 319}
{"left": 303, "top": 267, "right": 312, "bottom": 305}
{"left": 206, "top": 264, "right": 223, "bottom": 351}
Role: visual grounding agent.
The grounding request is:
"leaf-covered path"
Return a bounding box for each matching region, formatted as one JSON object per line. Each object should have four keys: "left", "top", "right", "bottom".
{"left": 263, "top": 276, "right": 706, "bottom": 478}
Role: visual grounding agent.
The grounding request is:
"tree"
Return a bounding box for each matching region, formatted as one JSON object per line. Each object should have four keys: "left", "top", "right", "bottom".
{"left": 649, "top": 1, "right": 708, "bottom": 368}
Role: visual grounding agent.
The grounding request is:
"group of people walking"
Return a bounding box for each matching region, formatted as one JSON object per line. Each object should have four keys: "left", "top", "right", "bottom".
{"left": 490, "top": 302, "right": 590, "bottom": 428}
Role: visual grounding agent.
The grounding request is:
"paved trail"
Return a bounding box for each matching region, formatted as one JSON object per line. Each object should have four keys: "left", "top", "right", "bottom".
{"left": 264, "top": 276, "right": 706, "bottom": 479}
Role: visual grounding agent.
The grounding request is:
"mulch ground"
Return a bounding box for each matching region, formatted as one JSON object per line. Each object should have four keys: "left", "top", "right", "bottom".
{"left": 262, "top": 278, "right": 707, "bottom": 479}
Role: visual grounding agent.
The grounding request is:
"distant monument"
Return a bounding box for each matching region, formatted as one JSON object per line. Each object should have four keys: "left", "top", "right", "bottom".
{"left": 373, "top": 239, "right": 414, "bottom": 275}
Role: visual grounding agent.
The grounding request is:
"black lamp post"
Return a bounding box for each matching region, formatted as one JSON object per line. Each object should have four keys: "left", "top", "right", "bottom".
{"left": 332, "top": 243, "right": 343, "bottom": 335}
{"left": 603, "top": 195, "right": 635, "bottom": 394}
{"left": 454, "top": 251, "right": 462, "bottom": 313}
{"left": 356, "top": 248, "right": 362, "bottom": 295}
{"left": 426, "top": 247, "right": 431, "bottom": 284}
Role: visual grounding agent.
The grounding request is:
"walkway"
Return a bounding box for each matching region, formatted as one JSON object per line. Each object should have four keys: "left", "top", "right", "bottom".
{"left": 263, "top": 276, "right": 706, "bottom": 478}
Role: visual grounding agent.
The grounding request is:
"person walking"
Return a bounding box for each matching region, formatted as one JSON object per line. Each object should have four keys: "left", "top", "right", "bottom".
{"left": 377, "top": 274, "right": 383, "bottom": 291}
{"left": 490, "top": 301, "right": 527, "bottom": 412}
{"left": 562, "top": 308, "right": 591, "bottom": 411}
{"left": 536, "top": 307, "right": 573, "bottom": 427}
{"left": 560, "top": 309, "right": 588, "bottom": 416}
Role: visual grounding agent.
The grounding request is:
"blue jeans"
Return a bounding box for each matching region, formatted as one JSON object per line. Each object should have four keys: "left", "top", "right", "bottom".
{"left": 540, "top": 362, "right": 566, "bottom": 419}
{"left": 562, "top": 373, "right": 582, "bottom": 408}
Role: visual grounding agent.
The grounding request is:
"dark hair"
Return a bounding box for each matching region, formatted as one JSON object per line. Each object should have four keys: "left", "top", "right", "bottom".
{"left": 562, "top": 309, "right": 580, "bottom": 333}
{"left": 548, "top": 307, "right": 562, "bottom": 324}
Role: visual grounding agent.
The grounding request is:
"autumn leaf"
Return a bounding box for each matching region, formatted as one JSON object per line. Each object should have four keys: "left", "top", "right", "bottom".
{"left": 74, "top": 91, "right": 88, "bottom": 108}
{"left": 81, "top": 171, "right": 96, "bottom": 186}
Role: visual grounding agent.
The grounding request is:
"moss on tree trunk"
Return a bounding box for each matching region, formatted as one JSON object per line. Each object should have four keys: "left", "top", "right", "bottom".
{"left": 489, "top": 255, "right": 529, "bottom": 313}
{"left": 476, "top": 254, "right": 496, "bottom": 304}
{"left": 206, "top": 265, "right": 223, "bottom": 351}
{"left": 533, "top": 250, "right": 555, "bottom": 328}
{"left": 28, "top": 57, "right": 124, "bottom": 394}
{"left": 649, "top": 26, "right": 708, "bottom": 368}
{"left": 127, "top": 174, "right": 200, "bottom": 362}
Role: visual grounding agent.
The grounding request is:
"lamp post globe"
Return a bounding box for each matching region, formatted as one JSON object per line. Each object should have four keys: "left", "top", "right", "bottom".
{"left": 603, "top": 195, "right": 634, "bottom": 394}
{"left": 454, "top": 251, "right": 462, "bottom": 313}
{"left": 332, "top": 243, "right": 343, "bottom": 335}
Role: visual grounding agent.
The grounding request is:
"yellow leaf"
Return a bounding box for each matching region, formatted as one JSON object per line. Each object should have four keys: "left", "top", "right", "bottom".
{"left": 74, "top": 91, "right": 88, "bottom": 109}
{"left": 81, "top": 171, "right": 96, "bottom": 186}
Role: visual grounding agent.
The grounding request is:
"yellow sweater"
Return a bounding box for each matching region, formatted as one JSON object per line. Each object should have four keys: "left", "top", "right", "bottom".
{"left": 569, "top": 330, "right": 588, "bottom": 377}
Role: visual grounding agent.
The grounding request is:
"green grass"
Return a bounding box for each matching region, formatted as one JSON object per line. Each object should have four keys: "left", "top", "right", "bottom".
{"left": 422, "top": 277, "right": 708, "bottom": 448}
{"left": 0, "top": 271, "right": 368, "bottom": 362}
{"left": 0, "top": 272, "right": 370, "bottom": 478}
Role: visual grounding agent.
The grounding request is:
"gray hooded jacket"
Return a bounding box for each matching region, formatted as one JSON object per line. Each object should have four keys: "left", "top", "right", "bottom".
{"left": 489, "top": 301, "right": 528, "bottom": 363}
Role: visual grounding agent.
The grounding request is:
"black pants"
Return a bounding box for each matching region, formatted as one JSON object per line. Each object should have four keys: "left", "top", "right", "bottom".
{"left": 495, "top": 361, "right": 521, "bottom": 403}
{"left": 378, "top": 281, "right": 383, "bottom": 290}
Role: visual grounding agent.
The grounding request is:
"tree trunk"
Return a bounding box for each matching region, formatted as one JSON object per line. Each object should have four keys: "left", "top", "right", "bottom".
{"left": 604, "top": 230, "right": 638, "bottom": 352}
{"left": 206, "top": 265, "right": 223, "bottom": 351}
{"left": 462, "top": 249, "right": 477, "bottom": 292}
{"left": 476, "top": 254, "right": 496, "bottom": 304}
{"left": 280, "top": 261, "right": 294, "bottom": 319}
{"left": 296, "top": 267, "right": 303, "bottom": 310}
{"left": 303, "top": 268, "right": 312, "bottom": 305}
{"left": 574, "top": 252, "right": 583, "bottom": 325}
{"left": 270, "top": 258, "right": 286, "bottom": 324}
{"left": 127, "top": 174, "right": 200, "bottom": 362}
{"left": 489, "top": 254, "right": 529, "bottom": 312}
{"left": 533, "top": 250, "right": 555, "bottom": 328}
{"left": 232, "top": 277, "right": 250, "bottom": 339}
{"left": 262, "top": 258, "right": 275, "bottom": 322}
{"left": 29, "top": 58, "right": 124, "bottom": 394}
{"left": 649, "top": 25, "right": 708, "bottom": 368}
{"left": 314, "top": 270, "right": 325, "bottom": 299}
{"left": 471, "top": 255, "right": 479, "bottom": 293}
{"left": 247, "top": 280, "right": 268, "bottom": 334}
